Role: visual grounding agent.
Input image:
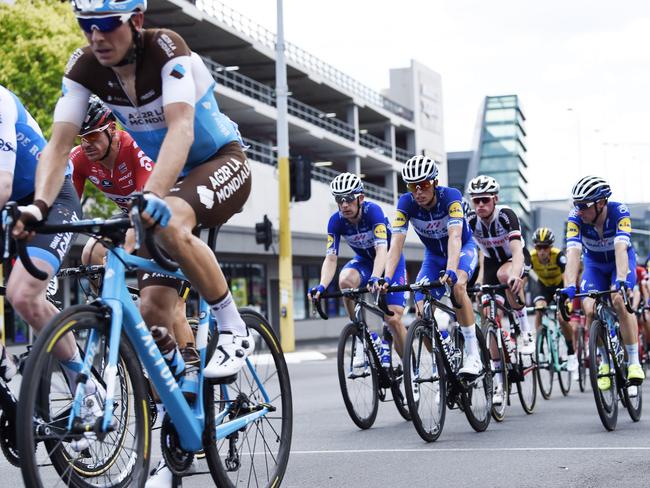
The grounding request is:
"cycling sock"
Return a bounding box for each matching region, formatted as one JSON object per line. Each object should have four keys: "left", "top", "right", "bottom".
{"left": 625, "top": 344, "right": 640, "bottom": 365}
{"left": 566, "top": 340, "right": 575, "bottom": 355}
{"left": 461, "top": 325, "right": 479, "bottom": 356}
{"left": 61, "top": 350, "right": 97, "bottom": 395}
{"left": 515, "top": 308, "right": 531, "bottom": 334}
{"left": 210, "top": 292, "right": 247, "bottom": 335}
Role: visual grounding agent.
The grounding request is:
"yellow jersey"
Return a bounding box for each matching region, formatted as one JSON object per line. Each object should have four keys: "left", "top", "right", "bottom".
{"left": 531, "top": 247, "right": 566, "bottom": 287}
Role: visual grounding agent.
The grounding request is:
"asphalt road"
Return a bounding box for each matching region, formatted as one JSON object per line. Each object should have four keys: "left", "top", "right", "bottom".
{"left": 1, "top": 348, "right": 649, "bottom": 487}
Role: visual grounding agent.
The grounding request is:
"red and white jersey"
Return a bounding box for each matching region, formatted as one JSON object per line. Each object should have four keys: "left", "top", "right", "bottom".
{"left": 71, "top": 130, "right": 154, "bottom": 212}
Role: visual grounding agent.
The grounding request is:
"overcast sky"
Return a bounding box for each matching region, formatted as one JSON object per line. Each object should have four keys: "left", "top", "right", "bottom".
{"left": 223, "top": 0, "right": 650, "bottom": 202}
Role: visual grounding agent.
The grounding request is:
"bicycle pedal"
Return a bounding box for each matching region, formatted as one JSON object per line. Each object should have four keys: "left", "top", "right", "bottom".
{"left": 207, "top": 373, "right": 238, "bottom": 385}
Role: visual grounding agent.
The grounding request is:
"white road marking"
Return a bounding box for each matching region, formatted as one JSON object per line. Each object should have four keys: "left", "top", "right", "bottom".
{"left": 291, "top": 446, "right": 650, "bottom": 454}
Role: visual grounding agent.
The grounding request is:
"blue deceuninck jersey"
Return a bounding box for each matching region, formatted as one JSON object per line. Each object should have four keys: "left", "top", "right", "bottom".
{"left": 326, "top": 201, "right": 390, "bottom": 260}
{"left": 392, "top": 185, "right": 472, "bottom": 256}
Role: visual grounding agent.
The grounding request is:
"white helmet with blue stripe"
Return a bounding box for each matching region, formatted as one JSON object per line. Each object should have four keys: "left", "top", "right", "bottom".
{"left": 72, "top": 0, "right": 147, "bottom": 15}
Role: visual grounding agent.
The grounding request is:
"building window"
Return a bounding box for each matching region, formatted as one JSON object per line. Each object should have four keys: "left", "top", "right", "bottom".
{"left": 221, "top": 262, "right": 268, "bottom": 315}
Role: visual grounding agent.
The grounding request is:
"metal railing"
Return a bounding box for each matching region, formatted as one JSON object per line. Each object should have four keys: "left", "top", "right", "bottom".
{"left": 311, "top": 166, "right": 394, "bottom": 204}
{"left": 243, "top": 137, "right": 276, "bottom": 166}
{"left": 395, "top": 147, "right": 411, "bottom": 163}
{"left": 360, "top": 132, "right": 392, "bottom": 158}
{"left": 193, "top": 0, "right": 413, "bottom": 121}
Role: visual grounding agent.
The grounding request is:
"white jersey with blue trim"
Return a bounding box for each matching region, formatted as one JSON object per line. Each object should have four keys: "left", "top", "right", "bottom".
{"left": 391, "top": 185, "right": 472, "bottom": 256}
{"left": 0, "top": 85, "right": 71, "bottom": 202}
{"left": 566, "top": 201, "right": 634, "bottom": 263}
{"left": 326, "top": 200, "right": 390, "bottom": 261}
{"left": 54, "top": 29, "right": 243, "bottom": 176}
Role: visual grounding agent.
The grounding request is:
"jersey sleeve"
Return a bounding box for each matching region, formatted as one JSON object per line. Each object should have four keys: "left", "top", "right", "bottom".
{"left": 128, "top": 136, "right": 154, "bottom": 190}
{"left": 366, "top": 203, "right": 388, "bottom": 248}
{"left": 153, "top": 30, "right": 196, "bottom": 108}
{"left": 392, "top": 193, "right": 411, "bottom": 235}
{"left": 0, "top": 88, "right": 18, "bottom": 174}
{"left": 54, "top": 49, "right": 93, "bottom": 126}
{"left": 446, "top": 187, "right": 464, "bottom": 228}
{"left": 614, "top": 203, "right": 632, "bottom": 247}
{"left": 326, "top": 213, "right": 341, "bottom": 256}
{"left": 498, "top": 208, "right": 522, "bottom": 240}
{"left": 566, "top": 209, "right": 583, "bottom": 250}
{"left": 69, "top": 146, "right": 86, "bottom": 197}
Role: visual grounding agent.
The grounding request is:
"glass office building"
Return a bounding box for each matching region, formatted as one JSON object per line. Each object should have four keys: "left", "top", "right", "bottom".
{"left": 472, "top": 95, "right": 531, "bottom": 235}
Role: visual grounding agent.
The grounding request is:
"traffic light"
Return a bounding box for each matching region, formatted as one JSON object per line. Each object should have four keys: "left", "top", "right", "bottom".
{"left": 255, "top": 214, "right": 273, "bottom": 251}
{"left": 290, "top": 156, "right": 312, "bottom": 202}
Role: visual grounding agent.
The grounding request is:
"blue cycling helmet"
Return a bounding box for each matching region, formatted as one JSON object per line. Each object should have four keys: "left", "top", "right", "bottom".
{"left": 72, "top": 0, "right": 147, "bottom": 15}
{"left": 571, "top": 175, "right": 611, "bottom": 202}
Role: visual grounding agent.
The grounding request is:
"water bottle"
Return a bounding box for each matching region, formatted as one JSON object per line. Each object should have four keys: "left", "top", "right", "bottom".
{"left": 380, "top": 339, "right": 391, "bottom": 369}
{"left": 151, "top": 326, "right": 185, "bottom": 380}
{"left": 370, "top": 331, "right": 383, "bottom": 361}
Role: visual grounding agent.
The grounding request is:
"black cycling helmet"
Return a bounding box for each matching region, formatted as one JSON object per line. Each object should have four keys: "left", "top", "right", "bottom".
{"left": 532, "top": 227, "right": 555, "bottom": 246}
{"left": 80, "top": 95, "right": 115, "bottom": 136}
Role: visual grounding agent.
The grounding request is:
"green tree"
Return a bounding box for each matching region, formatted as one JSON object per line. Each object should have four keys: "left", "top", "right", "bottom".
{"left": 0, "top": 0, "right": 113, "bottom": 218}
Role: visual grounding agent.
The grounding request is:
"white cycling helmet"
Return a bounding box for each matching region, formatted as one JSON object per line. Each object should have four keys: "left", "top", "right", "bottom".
{"left": 330, "top": 172, "right": 364, "bottom": 196}
{"left": 467, "top": 175, "right": 500, "bottom": 195}
{"left": 72, "top": 0, "right": 147, "bottom": 15}
{"left": 571, "top": 175, "right": 612, "bottom": 202}
{"left": 401, "top": 155, "right": 439, "bottom": 183}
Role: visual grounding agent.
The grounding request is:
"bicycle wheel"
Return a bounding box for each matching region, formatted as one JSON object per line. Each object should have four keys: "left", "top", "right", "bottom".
{"left": 460, "top": 325, "right": 492, "bottom": 432}
{"left": 403, "top": 319, "right": 446, "bottom": 442}
{"left": 556, "top": 331, "right": 572, "bottom": 396}
{"left": 577, "top": 328, "right": 587, "bottom": 393}
{"left": 204, "top": 309, "right": 292, "bottom": 488}
{"left": 485, "top": 323, "right": 507, "bottom": 422}
{"left": 334, "top": 322, "right": 378, "bottom": 429}
{"left": 516, "top": 345, "right": 538, "bottom": 414}
{"left": 536, "top": 330, "right": 554, "bottom": 399}
{"left": 18, "top": 305, "right": 149, "bottom": 488}
{"left": 388, "top": 333, "right": 412, "bottom": 421}
{"left": 588, "top": 320, "right": 618, "bottom": 431}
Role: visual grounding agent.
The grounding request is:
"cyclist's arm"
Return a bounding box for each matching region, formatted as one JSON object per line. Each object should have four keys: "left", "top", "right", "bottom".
{"left": 476, "top": 249, "right": 484, "bottom": 284}
{"left": 385, "top": 232, "right": 406, "bottom": 280}
{"left": 614, "top": 241, "right": 629, "bottom": 282}
{"left": 371, "top": 245, "right": 387, "bottom": 278}
{"left": 564, "top": 246, "right": 581, "bottom": 289}
{"left": 445, "top": 224, "right": 462, "bottom": 273}
{"left": 143, "top": 102, "right": 194, "bottom": 197}
{"left": 318, "top": 254, "right": 338, "bottom": 289}
{"left": 509, "top": 239, "right": 525, "bottom": 277}
{"left": 0, "top": 171, "right": 13, "bottom": 209}
{"left": 34, "top": 122, "right": 79, "bottom": 206}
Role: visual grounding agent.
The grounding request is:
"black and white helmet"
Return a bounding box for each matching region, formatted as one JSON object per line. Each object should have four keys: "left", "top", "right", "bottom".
{"left": 571, "top": 175, "right": 612, "bottom": 202}
{"left": 330, "top": 172, "right": 364, "bottom": 196}
{"left": 401, "top": 155, "right": 439, "bottom": 183}
{"left": 467, "top": 175, "right": 500, "bottom": 195}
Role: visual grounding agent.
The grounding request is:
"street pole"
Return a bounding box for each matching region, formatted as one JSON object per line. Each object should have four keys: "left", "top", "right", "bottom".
{"left": 276, "top": 0, "right": 295, "bottom": 352}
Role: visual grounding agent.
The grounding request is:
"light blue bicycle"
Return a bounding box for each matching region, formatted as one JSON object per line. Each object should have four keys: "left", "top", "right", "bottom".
{"left": 7, "top": 200, "right": 292, "bottom": 488}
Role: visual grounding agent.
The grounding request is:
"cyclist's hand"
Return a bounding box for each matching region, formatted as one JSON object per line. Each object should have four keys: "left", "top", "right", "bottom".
{"left": 367, "top": 276, "right": 382, "bottom": 293}
{"left": 307, "top": 284, "right": 325, "bottom": 300}
{"left": 559, "top": 285, "right": 576, "bottom": 300}
{"left": 615, "top": 279, "right": 628, "bottom": 293}
{"left": 141, "top": 192, "right": 171, "bottom": 228}
{"left": 508, "top": 275, "right": 523, "bottom": 294}
{"left": 13, "top": 200, "right": 49, "bottom": 241}
{"left": 378, "top": 276, "right": 392, "bottom": 293}
{"left": 440, "top": 269, "right": 458, "bottom": 286}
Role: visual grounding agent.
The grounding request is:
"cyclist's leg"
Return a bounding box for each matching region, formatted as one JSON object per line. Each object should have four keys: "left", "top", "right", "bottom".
{"left": 338, "top": 258, "right": 366, "bottom": 320}
{"left": 385, "top": 254, "right": 408, "bottom": 357}
{"left": 454, "top": 243, "right": 483, "bottom": 373}
{"left": 530, "top": 278, "right": 546, "bottom": 331}
{"left": 497, "top": 255, "right": 532, "bottom": 338}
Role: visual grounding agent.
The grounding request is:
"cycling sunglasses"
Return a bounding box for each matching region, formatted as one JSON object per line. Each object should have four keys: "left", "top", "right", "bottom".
{"left": 535, "top": 245, "right": 551, "bottom": 251}
{"left": 573, "top": 201, "right": 596, "bottom": 210}
{"left": 472, "top": 196, "right": 494, "bottom": 205}
{"left": 334, "top": 194, "right": 358, "bottom": 204}
{"left": 406, "top": 180, "right": 434, "bottom": 193}
{"left": 77, "top": 13, "right": 133, "bottom": 33}
{"left": 80, "top": 124, "right": 111, "bottom": 144}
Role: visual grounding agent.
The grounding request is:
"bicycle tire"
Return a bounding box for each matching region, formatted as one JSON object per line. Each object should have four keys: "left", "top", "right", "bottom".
{"left": 204, "top": 309, "right": 293, "bottom": 488}
{"left": 556, "top": 331, "right": 572, "bottom": 396}
{"left": 623, "top": 380, "right": 643, "bottom": 422}
{"left": 485, "top": 323, "right": 507, "bottom": 422}
{"left": 536, "top": 330, "right": 554, "bottom": 399}
{"left": 588, "top": 320, "right": 618, "bottom": 431}
{"left": 516, "top": 345, "right": 538, "bottom": 414}
{"left": 577, "top": 328, "right": 587, "bottom": 393}
{"left": 389, "top": 334, "right": 412, "bottom": 421}
{"left": 403, "top": 319, "right": 446, "bottom": 442}
{"left": 18, "top": 305, "right": 149, "bottom": 488}
{"left": 461, "top": 325, "right": 492, "bottom": 432}
{"left": 334, "top": 322, "right": 379, "bottom": 429}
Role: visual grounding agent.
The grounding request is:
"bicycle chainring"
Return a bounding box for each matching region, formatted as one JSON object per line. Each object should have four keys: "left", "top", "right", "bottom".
{"left": 161, "top": 414, "right": 194, "bottom": 476}
{"left": 0, "top": 413, "right": 20, "bottom": 467}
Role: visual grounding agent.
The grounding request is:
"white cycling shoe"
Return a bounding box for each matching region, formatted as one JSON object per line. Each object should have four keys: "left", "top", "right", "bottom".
{"left": 566, "top": 354, "right": 579, "bottom": 373}
{"left": 459, "top": 354, "right": 482, "bottom": 377}
{"left": 519, "top": 333, "right": 535, "bottom": 355}
{"left": 205, "top": 329, "right": 255, "bottom": 379}
{"left": 0, "top": 345, "right": 18, "bottom": 382}
{"left": 492, "top": 381, "right": 504, "bottom": 405}
{"left": 145, "top": 458, "right": 198, "bottom": 488}
{"left": 70, "top": 378, "right": 115, "bottom": 452}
